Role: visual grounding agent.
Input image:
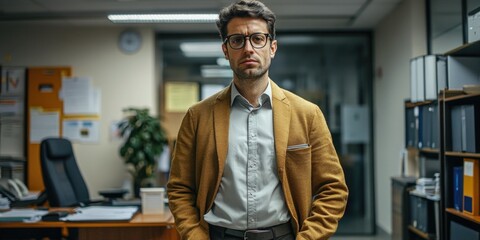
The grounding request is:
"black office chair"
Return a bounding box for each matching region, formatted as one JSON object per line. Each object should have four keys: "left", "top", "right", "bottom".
{"left": 40, "top": 137, "right": 127, "bottom": 207}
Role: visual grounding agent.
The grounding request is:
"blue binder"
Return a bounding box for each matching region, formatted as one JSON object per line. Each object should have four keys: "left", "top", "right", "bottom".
{"left": 453, "top": 166, "right": 464, "bottom": 211}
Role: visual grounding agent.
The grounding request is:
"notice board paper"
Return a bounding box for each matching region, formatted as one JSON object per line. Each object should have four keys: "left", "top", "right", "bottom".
{"left": 29, "top": 108, "right": 60, "bottom": 143}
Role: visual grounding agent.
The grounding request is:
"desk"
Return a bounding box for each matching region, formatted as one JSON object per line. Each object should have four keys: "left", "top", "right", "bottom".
{"left": 0, "top": 209, "right": 180, "bottom": 240}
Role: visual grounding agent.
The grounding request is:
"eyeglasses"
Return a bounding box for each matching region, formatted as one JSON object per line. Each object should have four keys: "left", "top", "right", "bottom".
{"left": 224, "top": 33, "right": 272, "bottom": 50}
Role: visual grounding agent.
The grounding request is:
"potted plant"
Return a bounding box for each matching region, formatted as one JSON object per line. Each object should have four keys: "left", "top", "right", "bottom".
{"left": 118, "top": 107, "right": 168, "bottom": 198}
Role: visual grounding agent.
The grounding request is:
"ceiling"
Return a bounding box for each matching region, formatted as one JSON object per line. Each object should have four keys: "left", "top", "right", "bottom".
{"left": 0, "top": 0, "right": 403, "bottom": 32}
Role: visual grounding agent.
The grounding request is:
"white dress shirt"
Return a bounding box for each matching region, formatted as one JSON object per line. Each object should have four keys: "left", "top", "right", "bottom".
{"left": 204, "top": 82, "right": 290, "bottom": 230}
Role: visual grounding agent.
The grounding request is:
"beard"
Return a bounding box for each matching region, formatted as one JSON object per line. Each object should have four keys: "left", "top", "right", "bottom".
{"left": 231, "top": 61, "right": 270, "bottom": 81}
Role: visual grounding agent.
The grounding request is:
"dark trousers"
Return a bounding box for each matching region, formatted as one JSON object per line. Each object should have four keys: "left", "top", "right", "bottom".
{"left": 208, "top": 223, "right": 295, "bottom": 240}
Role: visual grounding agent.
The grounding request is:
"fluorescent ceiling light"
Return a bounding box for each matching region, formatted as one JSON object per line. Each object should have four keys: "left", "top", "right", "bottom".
{"left": 201, "top": 65, "right": 233, "bottom": 78}
{"left": 108, "top": 13, "right": 218, "bottom": 23}
{"left": 216, "top": 58, "right": 230, "bottom": 66}
{"left": 180, "top": 42, "right": 223, "bottom": 57}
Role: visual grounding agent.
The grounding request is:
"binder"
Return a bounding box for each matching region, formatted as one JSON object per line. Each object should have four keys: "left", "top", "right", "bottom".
{"left": 406, "top": 107, "right": 416, "bottom": 147}
{"left": 416, "top": 56, "right": 425, "bottom": 102}
{"left": 409, "top": 193, "right": 436, "bottom": 234}
{"left": 463, "top": 105, "right": 479, "bottom": 153}
{"left": 451, "top": 106, "right": 462, "bottom": 152}
{"left": 431, "top": 104, "right": 439, "bottom": 149}
{"left": 436, "top": 56, "right": 447, "bottom": 93}
{"left": 463, "top": 158, "right": 479, "bottom": 215}
{"left": 422, "top": 106, "right": 431, "bottom": 148}
{"left": 453, "top": 166, "right": 463, "bottom": 211}
{"left": 451, "top": 105, "right": 479, "bottom": 153}
{"left": 410, "top": 58, "right": 418, "bottom": 102}
{"left": 424, "top": 55, "right": 446, "bottom": 100}
{"left": 417, "top": 106, "right": 423, "bottom": 148}
{"left": 468, "top": 7, "right": 480, "bottom": 43}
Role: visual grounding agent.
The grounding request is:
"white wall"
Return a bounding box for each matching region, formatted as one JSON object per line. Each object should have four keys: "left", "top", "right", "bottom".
{"left": 373, "top": 0, "right": 426, "bottom": 233}
{"left": 0, "top": 25, "right": 157, "bottom": 198}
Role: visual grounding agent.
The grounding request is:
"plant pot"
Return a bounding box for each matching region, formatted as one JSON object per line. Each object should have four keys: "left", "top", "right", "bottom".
{"left": 133, "top": 177, "right": 156, "bottom": 198}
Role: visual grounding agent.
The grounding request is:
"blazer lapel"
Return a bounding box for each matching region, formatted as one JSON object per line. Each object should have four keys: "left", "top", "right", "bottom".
{"left": 271, "top": 81, "right": 291, "bottom": 175}
{"left": 213, "top": 86, "right": 231, "bottom": 174}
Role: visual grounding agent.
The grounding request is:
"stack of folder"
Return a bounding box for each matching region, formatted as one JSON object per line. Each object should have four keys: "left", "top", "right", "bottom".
{"left": 415, "top": 178, "right": 436, "bottom": 195}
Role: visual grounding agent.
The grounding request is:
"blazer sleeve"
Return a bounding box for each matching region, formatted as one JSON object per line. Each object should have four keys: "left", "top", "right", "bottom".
{"left": 167, "top": 108, "right": 209, "bottom": 240}
{"left": 297, "top": 106, "right": 349, "bottom": 240}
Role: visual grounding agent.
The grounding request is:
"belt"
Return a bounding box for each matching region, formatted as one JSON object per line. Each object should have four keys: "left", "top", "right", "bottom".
{"left": 209, "top": 222, "right": 292, "bottom": 240}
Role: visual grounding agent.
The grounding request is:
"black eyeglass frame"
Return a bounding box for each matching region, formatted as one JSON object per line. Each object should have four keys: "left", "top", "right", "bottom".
{"left": 223, "top": 32, "right": 273, "bottom": 50}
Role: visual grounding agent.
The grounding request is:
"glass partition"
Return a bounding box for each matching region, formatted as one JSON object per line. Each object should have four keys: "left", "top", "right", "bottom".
{"left": 428, "top": 0, "right": 465, "bottom": 53}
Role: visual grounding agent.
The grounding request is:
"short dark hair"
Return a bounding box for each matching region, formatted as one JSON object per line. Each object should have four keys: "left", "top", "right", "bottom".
{"left": 216, "top": 0, "right": 276, "bottom": 41}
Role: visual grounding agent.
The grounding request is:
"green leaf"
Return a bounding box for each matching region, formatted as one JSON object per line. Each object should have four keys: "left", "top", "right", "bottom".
{"left": 119, "top": 107, "right": 168, "bottom": 186}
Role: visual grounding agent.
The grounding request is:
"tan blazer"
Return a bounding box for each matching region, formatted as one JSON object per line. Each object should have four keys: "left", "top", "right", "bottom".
{"left": 167, "top": 81, "right": 348, "bottom": 240}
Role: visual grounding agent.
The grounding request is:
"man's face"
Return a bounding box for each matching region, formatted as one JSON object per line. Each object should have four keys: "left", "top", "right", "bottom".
{"left": 222, "top": 17, "right": 277, "bottom": 81}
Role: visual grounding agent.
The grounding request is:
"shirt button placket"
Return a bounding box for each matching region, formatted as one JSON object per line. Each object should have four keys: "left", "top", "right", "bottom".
{"left": 246, "top": 110, "right": 258, "bottom": 229}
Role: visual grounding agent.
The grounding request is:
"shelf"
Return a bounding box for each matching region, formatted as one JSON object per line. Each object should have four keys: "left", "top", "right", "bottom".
{"left": 444, "top": 92, "right": 480, "bottom": 103}
{"left": 438, "top": 90, "right": 465, "bottom": 101}
{"left": 445, "top": 40, "right": 480, "bottom": 56}
{"left": 420, "top": 148, "right": 439, "bottom": 155}
{"left": 446, "top": 208, "right": 480, "bottom": 225}
{"left": 405, "top": 100, "right": 435, "bottom": 108}
{"left": 445, "top": 152, "right": 480, "bottom": 158}
{"left": 408, "top": 225, "right": 434, "bottom": 239}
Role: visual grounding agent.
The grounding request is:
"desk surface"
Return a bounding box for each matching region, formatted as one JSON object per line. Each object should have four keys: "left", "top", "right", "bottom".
{"left": 0, "top": 208, "right": 179, "bottom": 240}
{"left": 0, "top": 208, "right": 175, "bottom": 228}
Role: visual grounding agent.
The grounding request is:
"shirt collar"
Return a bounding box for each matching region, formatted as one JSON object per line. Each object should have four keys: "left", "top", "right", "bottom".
{"left": 230, "top": 81, "right": 272, "bottom": 107}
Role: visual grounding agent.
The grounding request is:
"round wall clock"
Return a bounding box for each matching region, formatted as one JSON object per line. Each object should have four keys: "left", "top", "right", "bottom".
{"left": 118, "top": 30, "right": 142, "bottom": 54}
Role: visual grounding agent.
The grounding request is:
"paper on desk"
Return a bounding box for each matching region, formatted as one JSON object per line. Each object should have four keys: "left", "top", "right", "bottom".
{"left": 62, "top": 206, "right": 138, "bottom": 221}
{"left": 0, "top": 209, "right": 48, "bottom": 222}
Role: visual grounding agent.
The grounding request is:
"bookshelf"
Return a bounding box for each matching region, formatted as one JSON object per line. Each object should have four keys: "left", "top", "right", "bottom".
{"left": 402, "top": 99, "right": 441, "bottom": 240}
{"left": 402, "top": 40, "right": 480, "bottom": 240}
{"left": 440, "top": 88, "right": 480, "bottom": 239}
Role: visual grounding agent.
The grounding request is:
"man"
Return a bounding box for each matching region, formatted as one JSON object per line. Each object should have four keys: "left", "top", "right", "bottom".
{"left": 167, "top": 0, "right": 348, "bottom": 239}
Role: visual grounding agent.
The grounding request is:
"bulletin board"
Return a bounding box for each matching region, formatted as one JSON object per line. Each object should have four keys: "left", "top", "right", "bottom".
{"left": 27, "top": 67, "right": 71, "bottom": 191}
{"left": 0, "top": 66, "right": 26, "bottom": 160}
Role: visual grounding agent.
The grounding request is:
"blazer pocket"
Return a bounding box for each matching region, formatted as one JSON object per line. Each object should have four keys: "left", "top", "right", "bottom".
{"left": 286, "top": 145, "right": 311, "bottom": 168}
{"left": 287, "top": 143, "right": 309, "bottom": 150}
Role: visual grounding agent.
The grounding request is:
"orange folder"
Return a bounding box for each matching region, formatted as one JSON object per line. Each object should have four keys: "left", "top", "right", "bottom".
{"left": 463, "top": 158, "right": 480, "bottom": 215}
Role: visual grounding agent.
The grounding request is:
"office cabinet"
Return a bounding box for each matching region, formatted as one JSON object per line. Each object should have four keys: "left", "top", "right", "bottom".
{"left": 392, "top": 176, "right": 416, "bottom": 240}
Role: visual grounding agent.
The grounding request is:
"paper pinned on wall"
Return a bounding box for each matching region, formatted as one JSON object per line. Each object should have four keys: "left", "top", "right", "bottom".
{"left": 63, "top": 119, "right": 100, "bottom": 143}
{"left": 29, "top": 108, "right": 60, "bottom": 143}
{"left": 165, "top": 82, "right": 199, "bottom": 112}
{"left": 0, "top": 116, "right": 24, "bottom": 158}
{"left": 0, "top": 98, "right": 23, "bottom": 116}
{"left": 61, "top": 77, "right": 101, "bottom": 115}
{"left": 1, "top": 67, "right": 26, "bottom": 96}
